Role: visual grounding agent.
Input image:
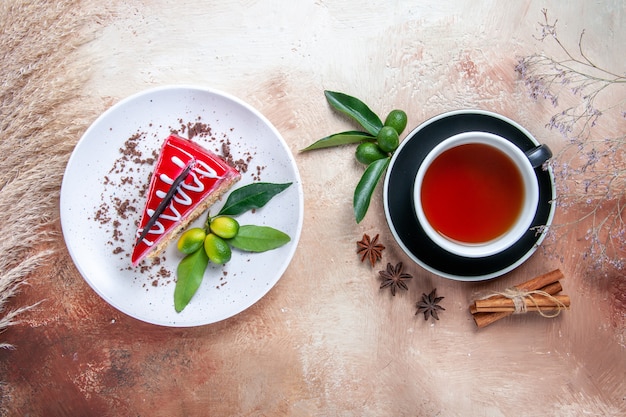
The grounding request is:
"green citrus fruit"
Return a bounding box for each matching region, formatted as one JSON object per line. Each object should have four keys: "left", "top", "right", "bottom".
{"left": 204, "top": 233, "right": 232, "bottom": 264}
{"left": 210, "top": 216, "right": 240, "bottom": 239}
{"left": 377, "top": 126, "right": 399, "bottom": 153}
{"left": 384, "top": 109, "right": 408, "bottom": 135}
{"left": 177, "top": 228, "right": 207, "bottom": 254}
{"left": 355, "top": 142, "right": 388, "bottom": 165}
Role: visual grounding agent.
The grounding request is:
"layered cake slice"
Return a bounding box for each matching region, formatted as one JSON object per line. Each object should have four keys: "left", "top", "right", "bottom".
{"left": 131, "top": 134, "right": 241, "bottom": 266}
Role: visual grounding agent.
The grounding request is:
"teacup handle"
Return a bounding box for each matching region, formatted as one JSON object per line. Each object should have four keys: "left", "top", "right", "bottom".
{"left": 525, "top": 144, "right": 552, "bottom": 169}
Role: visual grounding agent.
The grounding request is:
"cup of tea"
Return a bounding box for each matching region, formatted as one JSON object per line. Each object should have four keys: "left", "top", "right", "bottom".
{"left": 413, "top": 131, "right": 551, "bottom": 258}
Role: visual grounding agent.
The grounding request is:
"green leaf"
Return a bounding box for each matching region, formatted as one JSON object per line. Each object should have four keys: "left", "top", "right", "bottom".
{"left": 218, "top": 182, "right": 292, "bottom": 216}
{"left": 353, "top": 157, "right": 390, "bottom": 223}
{"left": 300, "top": 130, "right": 375, "bottom": 152}
{"left": 324, "top": 90, "right": 383, "bottom": 136}
{"left": 174, "top": 248, "right": 210, "bottom": 313}
{"left": 229, "top": 225, "right": 291, "bottom": 252}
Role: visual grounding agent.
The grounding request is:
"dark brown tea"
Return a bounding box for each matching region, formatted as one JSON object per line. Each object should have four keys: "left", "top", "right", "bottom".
{"left": 420, "top": 143, "right": 524, "bottom": 244}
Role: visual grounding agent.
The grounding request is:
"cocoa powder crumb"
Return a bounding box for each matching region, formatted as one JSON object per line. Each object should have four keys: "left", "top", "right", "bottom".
{"left": 112, "top": 228, "right": 123, "bottom": 242}
{"left": 112, "top": 197, "right": 136, "bottom": 220}
{"left": 94, "top": 203, "right": 111, "bottom": 224}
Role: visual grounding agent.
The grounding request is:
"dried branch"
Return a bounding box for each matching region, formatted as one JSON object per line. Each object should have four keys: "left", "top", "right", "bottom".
{"left": 517, "top": 9, "right": 626, "bottom": 272}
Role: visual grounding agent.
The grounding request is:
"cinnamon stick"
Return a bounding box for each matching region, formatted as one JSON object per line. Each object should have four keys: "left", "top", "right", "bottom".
{"left": 474, "top": 294, "right": 570, "bottom": 312}
{"left": 469, "top": 281, "right": 563, "bottom": 314}
{"left": 471, "top": 269, "right": 564, "bottom": 329}
{"left": 499, "top": 269, "right": 563, "bottom": 293}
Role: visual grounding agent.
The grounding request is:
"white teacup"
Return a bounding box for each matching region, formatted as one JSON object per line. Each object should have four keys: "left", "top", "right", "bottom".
{"left": 413, "top": 131, "right": 551, "bottom": 258}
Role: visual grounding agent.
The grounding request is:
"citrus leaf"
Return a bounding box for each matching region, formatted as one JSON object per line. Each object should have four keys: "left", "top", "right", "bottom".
{"left": 324, "top": 90, "right": 383, "bottom": 136}
{"left": 353, "top": 157, "right": 390, "bottom": 223}
{"left": 229, "top": 225, "right": 291, "bottom": 252}
{"left": 218, "top": 182, "right": 292, "bottom": 216}
{"left": 174, "top": 248, "right": 209, "bottom": 313}
{"left": 300, "top": 130, "right": 374, "bottom": 152}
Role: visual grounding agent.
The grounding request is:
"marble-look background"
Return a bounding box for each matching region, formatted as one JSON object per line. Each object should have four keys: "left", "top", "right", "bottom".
{"left": 1, "top": 0, "right": 624, "bottom": 416}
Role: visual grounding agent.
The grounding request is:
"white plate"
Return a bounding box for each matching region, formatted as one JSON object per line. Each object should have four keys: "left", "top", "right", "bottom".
{"left": 61, "top": 85, "right": 304, "bottom": 327}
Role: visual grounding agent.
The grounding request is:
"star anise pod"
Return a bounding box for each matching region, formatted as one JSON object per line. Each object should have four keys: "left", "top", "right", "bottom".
{"left": 357, "top": 233, "right": 385, "bottom": 267}
{"left": 378, "top": 262, "right": 412, "bottom": 296}
{"left": 415, "top": 289, "right": 445, "bottom": 321}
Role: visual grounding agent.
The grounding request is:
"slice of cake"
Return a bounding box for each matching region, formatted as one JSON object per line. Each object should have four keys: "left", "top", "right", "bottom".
{"left": 131, "top": 134, "right": 241, "bottom": 266}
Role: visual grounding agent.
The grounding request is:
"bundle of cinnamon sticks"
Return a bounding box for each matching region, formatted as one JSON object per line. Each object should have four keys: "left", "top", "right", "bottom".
{"left": 470, "top": 269, "right": 570, "bottom": 329}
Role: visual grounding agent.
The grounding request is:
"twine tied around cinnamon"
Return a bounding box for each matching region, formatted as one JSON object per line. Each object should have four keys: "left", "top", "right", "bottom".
{"left": 478, "top": 287, "right": 569, "bottom": 317}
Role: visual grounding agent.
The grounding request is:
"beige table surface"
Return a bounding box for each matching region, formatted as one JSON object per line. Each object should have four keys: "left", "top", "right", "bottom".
{"left": 0, "top": 0, "right": 624, "bottom": 416}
